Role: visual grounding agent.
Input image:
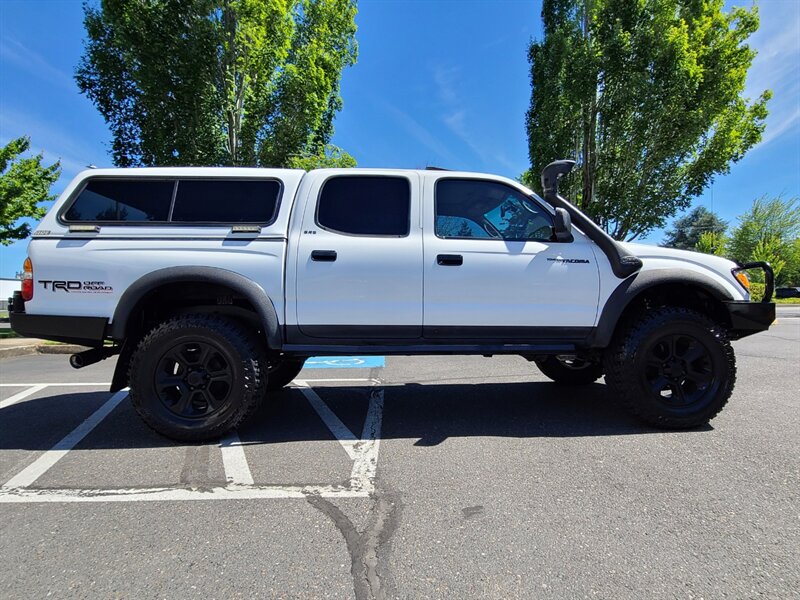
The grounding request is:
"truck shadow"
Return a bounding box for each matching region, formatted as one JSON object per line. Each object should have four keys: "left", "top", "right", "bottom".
{"left": 0, "top": 382, "right": 711, "bottom": 452}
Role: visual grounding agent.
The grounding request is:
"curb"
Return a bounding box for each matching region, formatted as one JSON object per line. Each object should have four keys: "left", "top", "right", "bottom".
{"left": 0, "top": 344, "right": 89, "bottom": 360}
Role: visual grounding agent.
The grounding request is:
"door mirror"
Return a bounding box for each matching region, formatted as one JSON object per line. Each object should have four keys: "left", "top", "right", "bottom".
{"left": 553, "top": 207, "right": 574, "bottom": 242}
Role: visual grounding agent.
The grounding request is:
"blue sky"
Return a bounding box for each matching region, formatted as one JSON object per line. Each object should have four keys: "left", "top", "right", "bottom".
{"left": 1, "top": 0, "right": 798, "bottom": 278}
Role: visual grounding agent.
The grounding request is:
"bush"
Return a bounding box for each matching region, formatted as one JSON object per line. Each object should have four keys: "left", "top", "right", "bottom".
{"left": 748, "top": 282, "right": 765, "bottom": 302}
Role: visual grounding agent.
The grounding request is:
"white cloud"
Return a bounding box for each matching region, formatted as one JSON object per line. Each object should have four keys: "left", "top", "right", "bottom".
{"left": 0, "top": 108, "right": 105, "bottom": 179}
{"left": 433, "top": 65, "right": 526, "bottom": 176}
{"left": 380, "top": 102, "right": 462, "bottom": 167}
{"left": 744, "top": 1, "right": 800, "bottom": 150}
{"left": 0, "top": 38, "right": 74, "bottom": 90}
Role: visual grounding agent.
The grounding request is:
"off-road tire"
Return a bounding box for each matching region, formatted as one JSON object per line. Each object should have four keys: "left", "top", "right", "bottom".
{"left": 129, "top": 314, "right": 267, "bottom": 441}
{"left": 266, "top": 358, "right": 306, "bottom": 391}
{"left": 604, "top": 307, "right": 736, "bottom": 429}
{"left": 535, "top": 355, "right": 604, "bottom": 385}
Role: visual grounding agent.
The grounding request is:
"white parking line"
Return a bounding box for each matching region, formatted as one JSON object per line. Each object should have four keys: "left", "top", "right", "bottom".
{"left": 295, "top": 379, "right": 359, "bottom": 460}
{"left": 0, "top": 384, "right": 48, "bottom": 410}
{"left": 300, "top": 378, "right": 373, "bottom": 383}
{"left": 0, "top": 484, "right": 369, "bottom": 503}
{"left": 0, "top": 378, "right": 384, "bottom": 502}
{"left": 219, "top": 431, "right": 254, "bottom": 486}
{"left": 0, "top": 383, "right": 112, "bottom": 387}
{"left": 1, "top": 389, "right": 129, "bottom": 490}
{"left": 350, "top": 385, "right": 384, "bottom": 493}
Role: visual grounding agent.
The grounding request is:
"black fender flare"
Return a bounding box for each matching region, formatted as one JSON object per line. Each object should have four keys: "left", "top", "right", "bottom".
{"left": 589, "top": 269, "right": 734, "bottom": 348}
{"left": 110, "top": 266, "right": 282, "bottom": 348}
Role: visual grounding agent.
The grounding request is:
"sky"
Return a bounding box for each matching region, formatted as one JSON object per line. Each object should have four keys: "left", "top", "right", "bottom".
{"left": 1, "top": 0, "right": 798, "bottom": 278}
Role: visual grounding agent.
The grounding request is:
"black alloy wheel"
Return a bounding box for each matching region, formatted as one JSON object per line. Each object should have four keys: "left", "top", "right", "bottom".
{"left": 640, "top": 333, "right": 718, "bottom": 409}
{"left": 604, "top": 307, "right": 736, "bottom": 429}
{"left": 155, "top": 340, "right": 235, "bottom": 419}
{"left": 129, "top": 314, "right": 267, "bottom": 441}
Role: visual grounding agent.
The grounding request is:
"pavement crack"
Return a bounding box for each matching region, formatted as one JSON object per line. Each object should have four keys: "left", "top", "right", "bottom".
{"left": 179, "top": 444, "right": 211, "bottom": 487}
{"left": 306, "top": 492, "right": 400, "bottom": 600}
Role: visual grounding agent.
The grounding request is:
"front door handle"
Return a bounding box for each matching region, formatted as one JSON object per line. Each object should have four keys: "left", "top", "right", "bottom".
{"left": 311, "top": 250, "right": 337, "bottom": 262}
{"left": 437, "top": 254, "right": 463, "bottom": 266}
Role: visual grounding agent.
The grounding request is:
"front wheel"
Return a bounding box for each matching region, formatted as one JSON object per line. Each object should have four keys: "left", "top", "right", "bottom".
{"left": 129, "top": 314, "right": 267, "bottom": 441}
{"left": 604, "top": 307, "right": 736, "bottom": 429}
{"left": 266, "top": 358, "right": 306, "bottom": 391}
{"left": 535, "top": 355, "right": 604, "bottom": 385}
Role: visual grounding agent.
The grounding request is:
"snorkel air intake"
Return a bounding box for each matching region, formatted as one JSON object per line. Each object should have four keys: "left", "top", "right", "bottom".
{"left": 541, "top": 160, "right": 642, "bottom": 279}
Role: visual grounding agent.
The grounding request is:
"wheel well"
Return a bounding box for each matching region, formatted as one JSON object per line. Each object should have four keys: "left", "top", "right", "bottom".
{"left": 120, "top": 281, "right": 263, "bottom": 344}
{"left": 615, "top": 283, "right": 731, "bottom": 333}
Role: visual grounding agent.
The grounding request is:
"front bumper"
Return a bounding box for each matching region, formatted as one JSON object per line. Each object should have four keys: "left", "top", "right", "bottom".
{"left": 724, "top": 301, "right": 775, "bottom": 339}
{"left": 9, "top": 292, "right": 108, "bottom": 347}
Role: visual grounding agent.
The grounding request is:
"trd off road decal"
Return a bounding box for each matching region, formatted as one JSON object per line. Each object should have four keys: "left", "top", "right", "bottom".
{"left": 39, "top": 280, "right": 113, "bottom": 293}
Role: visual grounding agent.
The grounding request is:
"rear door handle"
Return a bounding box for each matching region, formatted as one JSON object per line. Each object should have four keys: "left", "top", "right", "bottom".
{"left": 437, "top": 254, "right": 463, "bottom": 266}
{"left": 311, "top": 250, "right": 337, "bottom": 262}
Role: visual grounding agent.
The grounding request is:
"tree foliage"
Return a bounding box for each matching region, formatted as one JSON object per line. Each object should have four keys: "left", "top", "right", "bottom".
{"left": 663, "top": 206, "right": 727, "bottom": 250}
{"left": 727, "top": 195, "right": 800, "bottom": 284}
{"left": 526, "top": 0, "right": 770, "bottom": 240}
{"left": 77, "top": 0, "right": 358, "bottom": 168}
{"left": 694, "top": 230, "right": 726, "bottom": 256}
{"left": 0, "top": 137, "right": 61, "bottom": 246}
{"left": 287, "top": 143, "right": 357, "bottom": 170}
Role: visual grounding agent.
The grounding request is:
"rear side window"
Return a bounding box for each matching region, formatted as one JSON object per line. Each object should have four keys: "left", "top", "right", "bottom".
{"left": 172, "top": 179, "right": 280, "bottom": 223}
{"left": 63, "top": 180, "right": 173, "bottom": 222}
{"left": 317, "top": 176, "right": 410, "bottom": 236}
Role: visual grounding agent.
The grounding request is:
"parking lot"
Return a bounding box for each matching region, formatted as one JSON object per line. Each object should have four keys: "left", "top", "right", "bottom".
{"left": 0, "top": 314, "right": 798, "bottom": 599}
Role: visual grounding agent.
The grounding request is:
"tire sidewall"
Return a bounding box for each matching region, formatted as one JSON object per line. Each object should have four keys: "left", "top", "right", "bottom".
{"left": 611, "top": 309, "right": 736, "bottom": 428}
{"left": 130, "top": 317, "right": 261, "bottom": 439}
{"left": 632, "top": 319, "right": 729, "bottom": 420}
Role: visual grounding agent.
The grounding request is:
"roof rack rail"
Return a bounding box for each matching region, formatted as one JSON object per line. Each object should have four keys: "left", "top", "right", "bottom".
{"left": 425, "top": 166, "right": 451, "bottom": 171}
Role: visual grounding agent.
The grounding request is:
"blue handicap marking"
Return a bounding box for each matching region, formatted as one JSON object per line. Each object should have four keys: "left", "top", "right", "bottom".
{"left": 304, "top": 356, "right": 385, "bottom": 369}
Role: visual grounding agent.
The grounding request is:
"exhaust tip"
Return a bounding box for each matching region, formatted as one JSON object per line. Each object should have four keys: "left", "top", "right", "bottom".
{"left": 69, "top": 354, "right": 84, "bottom": 369}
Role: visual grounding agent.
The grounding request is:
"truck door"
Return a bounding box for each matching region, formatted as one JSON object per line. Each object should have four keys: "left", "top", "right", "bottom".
{"left": 422, "top": 175, "right": 600, "bottom": 339}
{"left": 293, "top": 171, "right": 423, "bottom": 339}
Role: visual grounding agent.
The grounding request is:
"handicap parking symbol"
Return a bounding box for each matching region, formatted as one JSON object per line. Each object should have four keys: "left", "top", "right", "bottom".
{"left": 305, "top": 356, "right": 385, "bottom": 369}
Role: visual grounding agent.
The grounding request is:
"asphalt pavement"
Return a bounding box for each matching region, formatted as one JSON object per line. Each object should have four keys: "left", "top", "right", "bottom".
{"left": 0, "top": 316, "right": 798, "bottom": 599}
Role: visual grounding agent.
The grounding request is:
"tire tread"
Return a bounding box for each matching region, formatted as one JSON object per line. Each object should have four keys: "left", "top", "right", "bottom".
{"left": 129, "top": 314, "right": 267, "bottom": 441}
{"left": 603, "top": 307, "right": 736, "bottom": 429}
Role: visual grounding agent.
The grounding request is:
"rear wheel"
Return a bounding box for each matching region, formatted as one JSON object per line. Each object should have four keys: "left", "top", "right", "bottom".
{"left": 129, "top": 314, "right": 267, "bottom": 441}
{"left": 266, "top": 358, "right": 306, "bottom": 391}
{"left": 535, "top": 355, "right": 603, "bottom": 385}
{"left": 604, "top": 307, "right": 736, "bottom": 429}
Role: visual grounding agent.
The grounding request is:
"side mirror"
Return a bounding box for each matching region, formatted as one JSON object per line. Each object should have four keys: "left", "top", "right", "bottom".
{"left": 553, "top": 208, "right": 574, "bottom": 243}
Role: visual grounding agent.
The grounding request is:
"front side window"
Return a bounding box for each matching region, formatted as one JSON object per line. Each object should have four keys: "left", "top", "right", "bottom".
{"left": 435, "top": 179, "right": 553, "bottom": 241}
{"left": 63, "top": 179, "right": 173, "bottom": 222}
{"left": 317, "top": 176, "right": 411, "bottom": 236}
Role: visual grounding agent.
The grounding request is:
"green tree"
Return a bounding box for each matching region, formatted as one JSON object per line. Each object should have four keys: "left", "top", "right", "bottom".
{"left": 663, "top": 206, "right": 727, "bottom": 250}
{"left": 526, "top": 0, "right": 770, "bottom": 240}
{"left": 0, "top": 137, "right": 61, "bottom": 246}
{"left": 76, "top": 0, "right": 358, "bottom": 168}
{"left": 727, "top": 195, "right": 800, "bottom": 284}
{"left": 781, "top": 239, "right": 800, "bottom": 286}
{"left": 287, "top": 144, "right": 357, "bottom": 170}
{"left": 694, "top": 230, "right": 726, "bottom": 256}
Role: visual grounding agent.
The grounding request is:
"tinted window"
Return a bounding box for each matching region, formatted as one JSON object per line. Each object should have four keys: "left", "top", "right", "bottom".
{"left": 64, "top": 180, "right": 173, "bottom": 222}
{"left": 317, "top": 176, "right": 410, "bottom": 236}
{"left": 172, "top": 179, "right": 280, "bottom": 223}
{"left": 435, "top": 179, "right": 553, "bottom": 241}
